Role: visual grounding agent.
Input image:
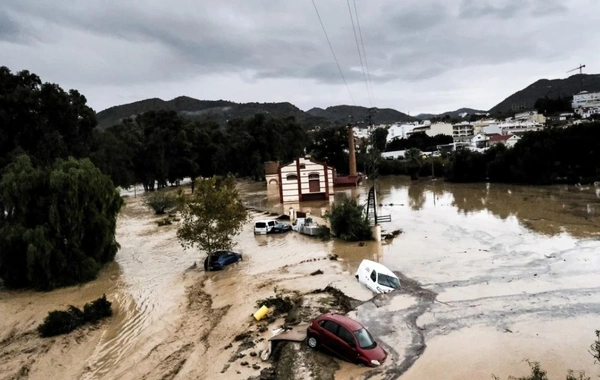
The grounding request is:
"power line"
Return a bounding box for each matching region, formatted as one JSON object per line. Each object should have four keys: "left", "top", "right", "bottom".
{"left": 311, "top": 0, "right": 355, "bottom": 105}
{"left": 352, "top": 0, "right": 375, "bottom": 106}
{"left": 346, "top": 0, "right": 372, "bottom": 107}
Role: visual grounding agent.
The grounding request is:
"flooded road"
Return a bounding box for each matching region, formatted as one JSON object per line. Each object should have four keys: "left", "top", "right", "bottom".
{"left": 1, "top": 177, "right": 599, "bottom": 380}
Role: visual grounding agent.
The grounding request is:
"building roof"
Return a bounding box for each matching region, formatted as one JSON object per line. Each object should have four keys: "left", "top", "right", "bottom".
{"left": 489, "top": 134, "right": 516, "bottom": 142}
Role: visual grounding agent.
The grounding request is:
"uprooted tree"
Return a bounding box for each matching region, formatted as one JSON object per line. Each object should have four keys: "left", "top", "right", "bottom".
{"left": 0, "top": 155, "right": 123, "bottom": 290}
{"left": 177, "top": 176, "right": 248, "bottom": 255}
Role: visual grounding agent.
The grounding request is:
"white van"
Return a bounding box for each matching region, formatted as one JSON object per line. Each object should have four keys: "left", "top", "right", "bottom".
{"left": 254, "top": 220, "right": 276, "bottom": 235}
{"left": 355, "top": 259, "right": 400, "bottom": 294}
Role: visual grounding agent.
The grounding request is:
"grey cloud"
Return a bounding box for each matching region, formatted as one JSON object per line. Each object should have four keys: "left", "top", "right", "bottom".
{"left": 0, "top": 0, "right": 595, "bottom": 113}
{"left": 459, "top": 0, "right": 522, "bottom": 19}
{"left": 0, "top": 10, "right": 27, "bottom": 43}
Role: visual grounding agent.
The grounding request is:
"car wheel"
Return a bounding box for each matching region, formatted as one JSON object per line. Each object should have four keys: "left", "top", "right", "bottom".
{"left": 307, "top": 335, "right": 319, "bottom": 349}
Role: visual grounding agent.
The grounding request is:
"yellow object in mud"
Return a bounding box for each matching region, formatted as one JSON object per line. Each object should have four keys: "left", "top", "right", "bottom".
{"left": 253, "top": 305, "right": 269, "bottom": 321}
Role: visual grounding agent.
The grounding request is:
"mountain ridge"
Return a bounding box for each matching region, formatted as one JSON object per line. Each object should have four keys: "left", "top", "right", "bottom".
{"left": 96, "top": 97, "right": 416, "bottom": 129}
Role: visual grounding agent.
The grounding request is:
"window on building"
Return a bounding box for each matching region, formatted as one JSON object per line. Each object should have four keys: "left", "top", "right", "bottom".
{"left": 299, "top": 164, "right": 306, "bottom": 169}
{"left": 286, "top": 174, "right": 298, "bottom": 181}
{"left": 308, "top": 173, "right": 320, "bottom": 180}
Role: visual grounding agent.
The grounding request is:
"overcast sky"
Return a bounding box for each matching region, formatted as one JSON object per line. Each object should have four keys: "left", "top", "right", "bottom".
{"left": 1, "top": 0, "right": 598, "bottom": 115}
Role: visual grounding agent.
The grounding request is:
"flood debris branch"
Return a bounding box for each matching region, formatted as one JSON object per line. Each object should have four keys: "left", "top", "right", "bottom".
{"left": 38, "top": 295, "right": 113, "bottom": 337}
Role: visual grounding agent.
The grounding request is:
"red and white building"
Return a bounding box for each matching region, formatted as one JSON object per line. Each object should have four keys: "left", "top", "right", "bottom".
{"left": 265, "top": 157, "right": 335, "bottom": 203}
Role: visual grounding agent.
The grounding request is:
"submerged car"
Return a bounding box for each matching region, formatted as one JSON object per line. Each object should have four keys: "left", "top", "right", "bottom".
{"left": 204, "top": 251, "right": 243, "bottom": 271}
{"left": 306, "top": 313, "right": 387, "bottom": 367}
{"left": 355, "top": 259, "right": 400, "bottom": 294}
{"left": 254, "top": 219, "right": 291, "bottom": 235}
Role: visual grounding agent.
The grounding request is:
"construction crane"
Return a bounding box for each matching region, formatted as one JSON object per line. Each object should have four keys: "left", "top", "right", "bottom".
{"left": 567, "top": 64, "right": 586, "bottom": 75}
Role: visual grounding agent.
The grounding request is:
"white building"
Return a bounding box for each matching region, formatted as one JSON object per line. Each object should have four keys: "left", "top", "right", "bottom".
{"left": 572, "top": 91, "right": 600, "bottom": 119}
{"left": 425, "top": 122, "right": 453, "bottom": 137}
{"left": 265, "top": 157, "right": 335, "bottom": 203}
{"left": 452, "top": 122, "right": 474, "bottom": 142}
{"left": 572, "top": 91, "right": 600, "bottom": 109}
{"left": 498, "top": 121, "right": 543, "bottom": 135}
{"left": 470, "top": 133, "right": 489, "bottom": 148}
{"left": 514, "top": 110, "right": 546, "bottom": 124}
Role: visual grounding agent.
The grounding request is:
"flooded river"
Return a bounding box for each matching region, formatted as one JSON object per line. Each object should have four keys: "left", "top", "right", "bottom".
{"left": 1, "top": 177, "right": 599, "bottom": 380}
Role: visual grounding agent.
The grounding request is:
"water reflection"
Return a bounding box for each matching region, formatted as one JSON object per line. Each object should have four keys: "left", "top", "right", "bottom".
{"left": 239, "top": 178, "right": 600, "bottom": 239}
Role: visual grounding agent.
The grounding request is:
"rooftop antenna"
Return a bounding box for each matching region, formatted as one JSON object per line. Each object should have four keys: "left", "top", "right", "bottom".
{"left": 567, "top": 64, "right": 586, "bottom": 92}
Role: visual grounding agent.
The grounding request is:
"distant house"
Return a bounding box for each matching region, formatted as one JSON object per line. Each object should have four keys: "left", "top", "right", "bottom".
{"left": 488, "top": 134, "right": 520, "bottom": 148}
{"left": 470, "top": 133, "right": 489, "bottom": 148}
{"left": 265, "top": 157, "right": 335, "bottom": 203}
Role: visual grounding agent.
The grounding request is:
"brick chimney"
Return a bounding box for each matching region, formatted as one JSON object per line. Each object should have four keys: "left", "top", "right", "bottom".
{"left": 347, "top": 125, "right": 357, "bottom": 176}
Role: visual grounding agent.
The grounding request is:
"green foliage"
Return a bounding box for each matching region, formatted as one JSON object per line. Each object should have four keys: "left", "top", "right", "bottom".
{"left": 372, "top": 128, "right": 388, "bottom": 152}
{"left": 38, "top": 295, "right": 112, "bottom": 337}
{"left": 0, "top": 66, "right": 96, "bottom": 172}
{"left": 309, "top": 126, "right": 349, "bottom": 174}
{"left": 446, "top": 124, "right": 600, "bottom": 184}
{"left": 91, "top": 111, "right": 308, "bottom": 187}
{"left": 325, "top": 196, "right": 372, "bottom": 242}
{"left": 177, "top": 176, "right": 248, "bottom": 254}
{"left": 534, "top": 95, "right": 573, "bottom": 115}
{"left": 405, "top": 148, "right": 424, "bottom": 180}
{"left": 144, "top": 191, "right": 177, "bottom": 214}
{"left": 386, "top": 132, "right": 453, "bottom": 152}
{"left": 0, "top": 155, "right": 123, "bottom": 290}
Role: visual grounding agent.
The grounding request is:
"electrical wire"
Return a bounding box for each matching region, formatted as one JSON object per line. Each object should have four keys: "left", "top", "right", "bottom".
{"left": 311, "top": 0, "right": 355, "bottom": 105}
{"left": 352, "top": 0, "right": 375, "bottom": 106}
{"left": 346, "top": 0, "right": 372, "bottom": 107}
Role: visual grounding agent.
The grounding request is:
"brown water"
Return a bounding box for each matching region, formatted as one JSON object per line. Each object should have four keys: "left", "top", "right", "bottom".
{"left": 2, "top": 178, "right": 599, "bottom": 380}
{"left": 240, "top": 178, "right": 600, "bottom": 379}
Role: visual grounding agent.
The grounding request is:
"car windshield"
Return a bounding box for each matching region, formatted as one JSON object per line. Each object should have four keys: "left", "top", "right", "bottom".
{"left": 353, "top": 328, "right": 376, "bottom": 349}
{"left": 209, "top": 252, "right": 227, "bottom": 262}
{"left": 378, "top": 273, "right": 400, "bottom": 289}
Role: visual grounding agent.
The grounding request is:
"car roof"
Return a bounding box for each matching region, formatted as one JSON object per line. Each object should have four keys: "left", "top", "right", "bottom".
{"left": 359, "top": 259, "right": 397, "bottom": 278}
{"left": 255, "top": 219, "right": 276, "bottom": 223}
{"left": 319, "top": 313, "right": 364, "bottom": 332}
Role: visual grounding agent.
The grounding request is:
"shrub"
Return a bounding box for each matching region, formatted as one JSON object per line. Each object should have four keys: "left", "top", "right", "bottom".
{"left": 325, "top": 196, "right": 372, "bottom": 241}
{"left": 37, "top": 295, "right": 112, "bottom": 337}
{"left": 83, "top": 294, "right": 112, "bottom": 321}
{"left": 37, "top": 306, "right": 85, "bottom": 337}
{"left": 144, "top": 191, "right": 177, "bottom": 214}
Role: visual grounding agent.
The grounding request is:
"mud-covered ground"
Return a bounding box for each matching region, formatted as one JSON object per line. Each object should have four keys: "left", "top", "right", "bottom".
{"left": 1, "top": 178, "right": 600, "bottom": 380}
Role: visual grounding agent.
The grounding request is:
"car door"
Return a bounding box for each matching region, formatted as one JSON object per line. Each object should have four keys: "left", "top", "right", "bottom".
{"left": 267, "top": 221, "right": 276, "bottom": 233}
{"left": 336, "top": 325, "right": 359, "bottom": 363}
{"left": 367, "top": 270, "right": 379, "bottom": 293}
{"left": 319, "top": 320, "right": 340, "bottom": 353}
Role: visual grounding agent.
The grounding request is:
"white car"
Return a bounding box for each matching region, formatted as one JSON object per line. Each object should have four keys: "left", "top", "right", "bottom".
{"left": 355, "top": 259, "right": 400, "bottom": 294}
{"left": 254, "top": 220, "right": 276, "bottom": 235}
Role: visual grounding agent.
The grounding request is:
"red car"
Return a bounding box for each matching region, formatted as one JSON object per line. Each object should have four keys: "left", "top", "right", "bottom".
{"left": 306, "top": 313, "right": 387, "bottom": 367}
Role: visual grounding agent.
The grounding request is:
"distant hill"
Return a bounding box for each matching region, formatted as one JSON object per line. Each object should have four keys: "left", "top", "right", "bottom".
{"left": 415, "top": 108, "right": 487, "bottom": 120}
{"left": 96, "top": 97, "right": 415, "bottom": 129}
{"left": 306, "top": 105, "right": 416, "bottom": 126}
{"left": 489, "top": 74, "right": 600, "bottom": 114}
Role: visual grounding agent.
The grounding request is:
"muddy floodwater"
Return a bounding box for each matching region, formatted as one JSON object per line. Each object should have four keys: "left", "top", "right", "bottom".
{"left": 1, "top": 177, "right": 599, "bottom": 380}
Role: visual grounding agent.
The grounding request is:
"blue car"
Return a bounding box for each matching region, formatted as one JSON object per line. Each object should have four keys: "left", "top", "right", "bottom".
{"left": 204, "top": 251, "right": 243, "bottom": 271}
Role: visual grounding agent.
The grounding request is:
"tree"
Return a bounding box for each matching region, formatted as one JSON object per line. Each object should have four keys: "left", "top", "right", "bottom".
{"left": 325, "top": 196, "right": 372, "bottom": 241}
{"left": 308, "top": 127, "right": 349, "bottom": 174}
{"left": 0, "top": 67, "right": 96, "bottom": 172}
{"left": 0, "top": 155, "right": 123, "bottom": 290}
{"left": 177, "top": 176, "right": 248, "bottom": 255}
{"left": 372, "top": 128, "right": 388, "bottom": 152}
{"left": 405, "top": 148, "right": 424, "bottom": 180}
